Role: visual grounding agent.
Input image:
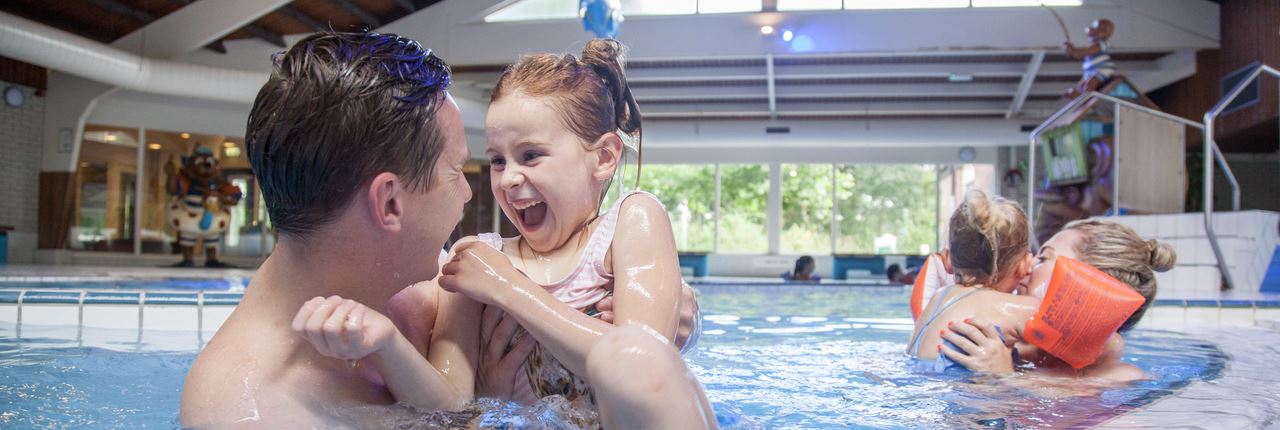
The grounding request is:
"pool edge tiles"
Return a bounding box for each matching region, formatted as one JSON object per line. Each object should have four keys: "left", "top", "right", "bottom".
{"left": 0, "top": 289, "right": 244, "bottom": 335}
{"left": 1096, "top": 326, "right": 1280, "bottom": 429}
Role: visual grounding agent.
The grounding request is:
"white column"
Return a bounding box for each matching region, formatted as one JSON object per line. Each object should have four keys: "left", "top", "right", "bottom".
{"left": 768, "top": 162, "right": 781, "bottom": 255}
{"left": 713, "top": 164, "right": 721, "bottom": 254}
{"left": 134, "top": 127, "right": 145, "bottom": 255}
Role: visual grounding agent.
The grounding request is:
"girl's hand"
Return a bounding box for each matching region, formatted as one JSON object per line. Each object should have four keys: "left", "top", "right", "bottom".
{"left": 438, "top": 241, "right": 527, "bottom": 306}
{"left": 595, "top": 281, "right": 700, "bottom": 349}
{"left": 292, "top": 296, "right": 397, "bottom": 361}
{"left": 939, "top": 318, "right": 1015, "bottom": 375}
{"left": 476, "top": 305, "right": 536, "bottom": 399}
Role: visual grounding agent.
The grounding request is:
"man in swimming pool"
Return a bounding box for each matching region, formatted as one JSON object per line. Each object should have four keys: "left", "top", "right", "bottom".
{"left": 179, "top": 31, "right": 702, "bottom": 428}
{"left": 178, "top": 32, "right": 477, "bottom": 428}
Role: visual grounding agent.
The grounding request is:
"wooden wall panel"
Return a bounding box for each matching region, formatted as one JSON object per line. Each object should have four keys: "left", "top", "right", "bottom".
{"left": 0, "top": 56, "right": 46, "bottom": 91}
{"left": 38, "top": 172, "right": 75, "bottom": 249}
{"left": 1117, "top": 106, "right": 1186, "bottom": 213}
{"left": 1149, "top": 0, "right": 1280, "bottom": 152}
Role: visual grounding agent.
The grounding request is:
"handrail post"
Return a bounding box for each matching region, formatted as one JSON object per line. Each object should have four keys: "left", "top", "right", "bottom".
{"left": 1199, "top": 64, "right": 1280, "bottom": 291}
{"left": 1203, "top": 114, "right": 1233, "bottom": 289}
{"left": 1112, "top": 105, "right": 1121, "bottom": 216}
{"left": 1027, "top": 133, "right": 1037, "bottom": 248}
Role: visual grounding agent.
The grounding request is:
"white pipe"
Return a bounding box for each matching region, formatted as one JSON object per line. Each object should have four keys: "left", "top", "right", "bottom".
{"left": 0, "top": 11, "right": 267, "bottom": 104}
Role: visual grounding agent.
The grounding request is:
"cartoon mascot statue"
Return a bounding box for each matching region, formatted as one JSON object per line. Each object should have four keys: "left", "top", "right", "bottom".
{"left": 165, "top": 146, "right": 243, "bottom": 267}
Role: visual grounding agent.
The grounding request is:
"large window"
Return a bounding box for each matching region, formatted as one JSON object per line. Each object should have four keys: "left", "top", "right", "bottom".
{"left": 69, "top": 126, "right": 139, "bottom": 252}
{"left": 834, "top": 165, "right": 937, "bottom": 255}
{"left": 717, "top": 164, "right": 769, "bottom": 253}
{"left": 70, "top": 125, "right": 273, "bottom": 258}
{"left": 524, "top": 160, "right": 945, "bottom": 256}
{"left": 637, "top": 165, "right": 716, "bottom": 252}
{"left": 781, "top": 164, "right": 833, "bottom": 254}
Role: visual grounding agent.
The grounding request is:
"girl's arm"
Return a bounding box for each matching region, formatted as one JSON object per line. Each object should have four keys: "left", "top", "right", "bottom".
{"left": 439, "top": 196, "right": 683, "bottom": 377}
{"left": 396, "top": 282, "right": 481, "bottom": 409}
{"left": 440, "top": 243, "right": 611, "bottom": 376}
{"left": 605, "top": 195, "right": 684, "bottom": 341}
{"left": 292, "top": 285, "right": 479, "bottom": 411}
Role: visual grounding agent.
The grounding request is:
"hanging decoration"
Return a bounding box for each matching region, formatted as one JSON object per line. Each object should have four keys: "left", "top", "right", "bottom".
{"left": 580, "top": 0, "right": 623, "bottom": 39}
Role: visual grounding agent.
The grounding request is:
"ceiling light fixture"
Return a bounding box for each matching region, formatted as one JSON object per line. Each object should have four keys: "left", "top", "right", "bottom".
{"left": 782, "top": 30, "right": 794, "bottom": 42}
{"left": 761, "top": 25, "right": 775, "bottom": 35}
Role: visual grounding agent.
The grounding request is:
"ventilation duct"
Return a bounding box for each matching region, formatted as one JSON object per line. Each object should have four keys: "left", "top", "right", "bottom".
{"left": 0, "top": 11, "right": 267, "bottom": 104}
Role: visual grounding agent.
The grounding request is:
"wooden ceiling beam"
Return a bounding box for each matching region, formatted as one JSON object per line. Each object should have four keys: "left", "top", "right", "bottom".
{"left": 330, "top": 0, "right": 381, "bottom": 28}
{"left": 85, "top": 0, "right": 156, "bottom": 23}
{"left": 159, "top": 0, "right": 287, "bottom": 48}
{"left": 205, "top": 39, "right": 227, "bottom": 54}
{"left": 241, "top": 23, "right": 288, "bottom": 47}
{"left": 277, "top": 5, "right": 330, "bottom": 33}
{"left": 86, "top": 0, "right": 230, "bottom": 54}
{"left": 393, "top": 0, "right": 417, "bottom": 13}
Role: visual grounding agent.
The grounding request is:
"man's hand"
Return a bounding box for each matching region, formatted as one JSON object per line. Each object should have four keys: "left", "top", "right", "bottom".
{"left": 475, "top": 305, "right": 536, "bottom": 399}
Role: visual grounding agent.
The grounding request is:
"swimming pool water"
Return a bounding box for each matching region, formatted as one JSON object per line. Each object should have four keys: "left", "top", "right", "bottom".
{"left": 0, "top": 284, "right": 1226, "bottom": 429}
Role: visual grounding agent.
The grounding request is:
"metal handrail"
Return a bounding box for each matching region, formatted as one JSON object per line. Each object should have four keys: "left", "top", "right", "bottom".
{"left": 1026, "top": 91, "right": 1240, "bottom": 265}
{"left": 1203, "top": 64, "right": 1280, "bottom": 290}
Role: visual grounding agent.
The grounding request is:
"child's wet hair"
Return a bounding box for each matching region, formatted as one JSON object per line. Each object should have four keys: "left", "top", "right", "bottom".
{"left": 948, "top": 190, "right": 1030, "bottom": 285}
{"left": 490, "top": 39, "right": 643, "bottom": 196}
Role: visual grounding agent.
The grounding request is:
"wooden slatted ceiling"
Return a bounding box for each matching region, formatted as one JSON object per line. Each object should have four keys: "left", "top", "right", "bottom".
{"left": 0, "top": 0, "right": 139, "bottom": 43}
{"left": 0, "top": 0, "right": 445, "bottom": 47}
{"left": 290, "top": 0, "right": 374, "bottom": 34}
{"left": 253, "top": 10, "right": 318, "bottom": 37}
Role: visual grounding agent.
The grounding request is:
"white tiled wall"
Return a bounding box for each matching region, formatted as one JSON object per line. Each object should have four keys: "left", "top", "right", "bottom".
{"left": 82, "top": 306, "right": 140, "bottom": 330}
{"left": 1138, "top": 305, "right": 1280, "bottom": 331}
{"left": 0, "top": 81, "right": 43, "bottom": 265}
{"left": 1102, "top": 211, "right": 1279, "bottom": 297}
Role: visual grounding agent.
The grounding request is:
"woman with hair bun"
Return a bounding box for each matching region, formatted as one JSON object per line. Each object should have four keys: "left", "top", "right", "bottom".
{"left": 945, "top": 218, "right": 1177, "bottom": 381}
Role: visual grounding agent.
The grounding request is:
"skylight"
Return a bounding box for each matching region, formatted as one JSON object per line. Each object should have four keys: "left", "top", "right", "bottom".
{"left": 697, "top": 0, "right": 762, "bottom": 14}
{"left": 844, "top": 0, "right": 968, "bottom": 9}
{"left": 485, "top": 0, "right": 1082, "bottom": 23}
{"left": 485, "top": 0, "right": 576, "bottom": 22}
{"left": 972, "top": 0, "right": 1081, "bottom": 6}
{"left": 622, "top": 0, "right": 697, "bottom": 15}
{"left": 776, "top": 0, "right": 842, "bottom": 11}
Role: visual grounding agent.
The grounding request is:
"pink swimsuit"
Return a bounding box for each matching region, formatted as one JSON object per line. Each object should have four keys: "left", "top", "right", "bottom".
{"left": 476, "top": 191, "right": 657, "bottom": 405}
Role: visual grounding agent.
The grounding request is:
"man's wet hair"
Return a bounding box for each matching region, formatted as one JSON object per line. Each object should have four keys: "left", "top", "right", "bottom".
{"left": 246, "top": 31, "right": 451, "bottom": 239}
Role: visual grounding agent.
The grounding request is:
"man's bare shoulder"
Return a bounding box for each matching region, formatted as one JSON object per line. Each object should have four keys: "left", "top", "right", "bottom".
{"left": 180, "top": 321, "right": 327, "bottom": 428}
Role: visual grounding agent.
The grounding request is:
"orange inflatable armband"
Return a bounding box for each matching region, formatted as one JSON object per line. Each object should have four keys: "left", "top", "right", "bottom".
{"left": 909, "top": 254, "right": 955, "bottom": 320}
{"left": 1024, "top": 256, "right": 1145, "bottom": 369}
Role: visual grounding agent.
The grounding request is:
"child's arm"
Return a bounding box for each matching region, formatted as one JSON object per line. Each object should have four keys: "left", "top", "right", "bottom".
{"left": 292, "top": 294, "right": 477, "bottom": 411}
{"left": 440, "top": 242, "right": 613, "bottom": 377}
{"left": 438, "top": 195, "right": 684, "bottom": 378}
{"left": 605, "top": 195, "right": 684, "bottom": 342}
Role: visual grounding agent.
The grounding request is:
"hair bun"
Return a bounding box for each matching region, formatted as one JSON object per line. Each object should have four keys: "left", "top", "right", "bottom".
{"left": 1147, "top": 240, "right": 1176, "bottom": 272}
{"left": 962, "top": 190, "right": 993, "bottom": 230}
{"left": 582, "top": 39, "right": 626, "bottom": 67}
